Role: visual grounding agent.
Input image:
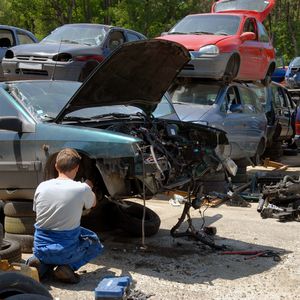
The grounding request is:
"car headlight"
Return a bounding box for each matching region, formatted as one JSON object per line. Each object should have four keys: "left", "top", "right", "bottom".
{"left": 198, "top": 45, "right": 219, "bottom": 55}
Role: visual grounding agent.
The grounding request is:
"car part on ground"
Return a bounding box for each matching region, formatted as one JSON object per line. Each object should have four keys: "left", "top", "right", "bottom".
{"left": 4, "top": 217, "right": 35, "bottom": 235}
{"left": 113, "top": 201, "right": 161, "bottom": 237}
{"left": 4, "top": 233, "right": 33, "bottom": 254}
{"left": 0, "top": 239, "right": 21, "bottom": 263}
{"left": 0, "top": 272, "right": 52, "bottom": 299}
{"left": 169, "top": 78, "right": 267, "bottom": 163}
{"left": 0, "top": 200, "right": 4, "bottom": 226}
{"left": 157, "top": 0, "right": 275, "bottom": 84}
{"left": 3, "top": 23, "right": 146, "bottom": 82}
{"left": 257, "top": 175, "right": 300, "bottom": 221}
{"left": 0, "top": 223, "right": 3, "bottom": 247}
{"left": 4, "top": 201, "right": 35, "bottom": 217}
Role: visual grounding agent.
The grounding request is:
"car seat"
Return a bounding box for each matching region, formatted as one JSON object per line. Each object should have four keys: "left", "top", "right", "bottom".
{"left": 0, "top": 37, "right": 11, "bottom": 48}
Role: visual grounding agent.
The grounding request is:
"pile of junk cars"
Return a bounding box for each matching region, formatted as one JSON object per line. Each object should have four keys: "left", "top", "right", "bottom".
{"left": 0, "top": 0, "right": 299, "bottom": 260}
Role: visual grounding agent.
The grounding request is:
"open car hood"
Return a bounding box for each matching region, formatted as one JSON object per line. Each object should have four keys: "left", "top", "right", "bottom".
{"left": 212, "top": 0, "right": 275, "bottom": 22}
{"left": 55, "top": 39, "right": 190, "bottom": 122}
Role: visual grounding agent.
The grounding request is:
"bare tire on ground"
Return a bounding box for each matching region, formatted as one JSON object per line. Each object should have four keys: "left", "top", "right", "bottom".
{"left": 4, "top": 201, "right": 35, "bottom": 218}
{"left": 114, "top": 201, "right": 161, "bottom": 237}
{"left": 0, "top": 272, "right": 52, "bottom": 299}
{"left": 5, "top": 232, "right": 34, "bottom": 253}
{"left": 0, "top": 223, "right": 3, "bottom": 247}
{"left": 0, "top": 200, "right": 4, "bottom": 226}
{"left": 0, "top": 239, "right": 21, "bottom": 263}
{"left": 4, "top": 216, "right": 35, "bottom": 235}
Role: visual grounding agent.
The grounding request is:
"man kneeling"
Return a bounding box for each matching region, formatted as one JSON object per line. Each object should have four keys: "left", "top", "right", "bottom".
{"left": 27, "top": 148, "right": 103, "bottom": 283}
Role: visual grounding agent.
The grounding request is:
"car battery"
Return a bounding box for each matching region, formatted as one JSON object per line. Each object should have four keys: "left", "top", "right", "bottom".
{"left": 95, "top": 276, "right": 132, "bottom": 300}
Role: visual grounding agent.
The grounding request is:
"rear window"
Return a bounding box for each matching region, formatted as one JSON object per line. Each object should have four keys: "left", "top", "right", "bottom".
{"left": 215, "top": 0, "right": 269, "bottom": 12}
{"left": 169, "top": 80, "right": 221, "bottom": 106}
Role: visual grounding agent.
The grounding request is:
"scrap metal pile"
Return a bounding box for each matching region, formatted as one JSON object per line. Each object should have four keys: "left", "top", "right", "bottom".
{"left": 257, "top": 175, "right": 300, "bottom": 221}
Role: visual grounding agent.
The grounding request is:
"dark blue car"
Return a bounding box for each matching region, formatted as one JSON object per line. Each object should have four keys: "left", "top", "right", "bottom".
{"left": 285, "top": 57, "right": 300, "bottom": 89}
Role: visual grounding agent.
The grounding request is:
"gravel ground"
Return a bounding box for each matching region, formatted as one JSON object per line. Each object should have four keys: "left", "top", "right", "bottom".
{"left": 22, "top": 158, "right": 300, "bottom": 300}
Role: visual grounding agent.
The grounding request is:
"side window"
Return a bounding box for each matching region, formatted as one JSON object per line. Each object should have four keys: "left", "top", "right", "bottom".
{"left": 271, "top": 86, "right": 286, "bottom": 108}
{"left": 0, "top": 98, "right": 19, "bottom": 118}
{"left": 0, "top": 29, "right": 15, "bottom": 48}
{"left": 17, "top": 31, "right": 35, "bottom": 44}
{"left": 225, "top": 87, "right": 242, "bottom": 113}
{"left": 127, "top": 32, "right": 141, "bottom": 42}
{"left": 257, "top": 22, "right": 270, "bottom": 43}
{"left": 108, "top": 31, "right": 125, "bottom": 51}
{"left": 239, "top": 86, "right": 260, "bottom": 113}
{"left": 243, "top": 18, "right": 257, "bottom": 40}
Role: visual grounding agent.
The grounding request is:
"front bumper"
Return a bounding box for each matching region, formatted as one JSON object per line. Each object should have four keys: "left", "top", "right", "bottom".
{"left": 2, "top": 60, "right": 84, "bottom": 81}
{"left": 179, "top": 52, "right": 231, "bottom": 79}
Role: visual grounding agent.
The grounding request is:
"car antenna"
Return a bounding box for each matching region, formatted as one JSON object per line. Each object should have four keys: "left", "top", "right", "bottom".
{"left": 51, "top": 38, "right": 64, "bottom": 81}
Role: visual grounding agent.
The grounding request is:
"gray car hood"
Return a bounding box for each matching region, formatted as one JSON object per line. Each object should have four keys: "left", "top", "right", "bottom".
{"left": 173, "top": 103, "right": 213, "bottom": 122}
{"left": 8, "top": 42, "right": 94, "bottom": 56}
{"left": 55, "top": 39, "right": 190, "bottom": 122}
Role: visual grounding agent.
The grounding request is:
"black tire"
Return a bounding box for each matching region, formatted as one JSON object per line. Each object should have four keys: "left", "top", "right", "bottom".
{"left": 0, "top": 200, "right": 4, "bottom": 226}
{"left": 114, "top": 201, "right": 161, "bottom": 237}
{"left": 5, "top": 232, "right": 34, "bottom": 253}
{"left": 0, "top": 272, "right": 52, "bottom": 299}
{"left": 283, "top": 148, "right": 298, "bottom": 156}
{"left": 224, "top": 54, "right": 240, "bottom": 82}
{"left": 6, "top": 294, "right": 52, "bottom": 300}
{"left": 0, "top": 223, "right": 3, "bottom": 247}
{"left": 0, "top": 239, "right": 22, "bottom": 263}
{"left": 4, "top": 216, "right": 35, "bottom": 235}
{"left": 4, "top": 201, "right": 35, "bottom": 218}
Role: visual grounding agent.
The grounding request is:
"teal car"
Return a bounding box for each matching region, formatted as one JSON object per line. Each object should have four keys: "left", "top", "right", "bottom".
{"left": 0, "top": 40, "right": 229, "bottom": 212}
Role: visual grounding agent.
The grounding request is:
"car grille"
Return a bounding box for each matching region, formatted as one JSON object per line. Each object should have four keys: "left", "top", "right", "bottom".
{"left": 16, "top": 69, "right": 48, "bottom": 76}
{"left": 16, "top": 55, "right": 49, "bottom": 62}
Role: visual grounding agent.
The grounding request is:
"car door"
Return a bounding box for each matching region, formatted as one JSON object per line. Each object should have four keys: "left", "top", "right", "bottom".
{"left": 239, "top": 18, "right": 263, "bottom": 78}
{"left": 222, "top": 86, "right": 250, "bottom": 158}
{"left": 271, "top": 85, "right": 290, "bottom": 139}
{"left": 0, "top": 90, "right": 39, "bottom": 200}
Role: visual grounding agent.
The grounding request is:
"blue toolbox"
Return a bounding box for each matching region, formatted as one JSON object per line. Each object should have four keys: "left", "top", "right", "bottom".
{"left": 95, "top": 276, "right": 132, "bottom": 300}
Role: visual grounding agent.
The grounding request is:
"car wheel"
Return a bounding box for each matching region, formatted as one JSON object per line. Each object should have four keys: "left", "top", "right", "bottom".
{"left": 223, "top": 54, "right": 240, "bottom": 82}
{"left": 79, "top": 60, "right": 99, "bottom": 82}
{"left": 4, "top": 216, "right": 35, "bottom": 235}
{"left": 0, "top": 272, "right": 52, "bottom": 299}
{"left": 0, "top": 223, "right": 3, "bottom": 247}
{"left": 261, "top": 65, "right": 275, "bottom": 87}
{"left": 5, "top": 232, "right": 34, "bottom": 253}
{"left": 114, "top": 201, "right": 161, "bottom": 237}
{"left": 4, "top": 201, "right": 35, "bottom": 218}
{"left": 0, "top": 239, "right": 22, "bottom": 263}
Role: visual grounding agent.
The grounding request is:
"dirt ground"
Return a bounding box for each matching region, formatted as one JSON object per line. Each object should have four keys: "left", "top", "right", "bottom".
{"left": 22, "top": 156, "right": 300, "bottom": 300}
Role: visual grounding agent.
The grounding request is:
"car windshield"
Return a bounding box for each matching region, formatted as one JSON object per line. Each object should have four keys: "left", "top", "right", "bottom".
{"left": 214, "top": 0, "right": 269, "bottom": 12}
{"left": 290, "top": 57, "right": 300, "bottom": 68}
{"left": 169, "top": 81, "right": 221, "bottom": 106}
{"left": 7, "top": 82, "right": 178, "bottom": 121}
{"left": 66, "top": 94, "right": 178, "bottom": 120}
{"left": 42, "top": 25, "right": 107, "bottom": 46}
{"left": 169, "top": 15, "right": 240, "bottom": 36}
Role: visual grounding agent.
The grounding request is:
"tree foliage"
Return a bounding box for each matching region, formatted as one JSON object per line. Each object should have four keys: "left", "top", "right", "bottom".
{"left": 0, "top": 0, "right": 298, "bottom": 61}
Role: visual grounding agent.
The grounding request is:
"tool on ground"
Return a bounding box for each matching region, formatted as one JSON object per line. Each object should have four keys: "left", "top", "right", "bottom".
{"left": 220, "top": 250, "right": 281, "bottom": 261}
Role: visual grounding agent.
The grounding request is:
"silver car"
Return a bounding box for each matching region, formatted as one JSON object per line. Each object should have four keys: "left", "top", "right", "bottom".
{"left": 2, "top": 23, "right": 146, "bottom": 82}
{"left": 169, "top": 78, "right": 267, "bottom": 164}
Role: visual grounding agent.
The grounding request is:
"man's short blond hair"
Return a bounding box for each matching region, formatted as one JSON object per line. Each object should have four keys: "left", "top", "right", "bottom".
{"left": 55, "top": 148, "right": 81, "bottom": 173}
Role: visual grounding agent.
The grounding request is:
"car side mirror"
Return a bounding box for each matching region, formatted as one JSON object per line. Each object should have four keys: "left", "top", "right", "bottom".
{"left": 240, "top": 32, "right": 256, "bottom": 42}
{"left": 230, "top": 104, "right": 243, "bottom": 113}
{"left": 0, "top": 116, "right": 34, "bottom": 132}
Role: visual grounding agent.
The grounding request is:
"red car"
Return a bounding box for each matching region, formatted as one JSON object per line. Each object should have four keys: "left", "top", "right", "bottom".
{"left": 157, "top": 0, "right": 276, "bottom": 84}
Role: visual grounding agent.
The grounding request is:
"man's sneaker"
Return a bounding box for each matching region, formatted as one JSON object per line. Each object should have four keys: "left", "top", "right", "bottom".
{"left": 54, "top": 265, "right": 80, "bottom": 284}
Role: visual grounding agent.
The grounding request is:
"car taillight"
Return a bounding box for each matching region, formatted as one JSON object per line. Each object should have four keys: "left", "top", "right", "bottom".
{"left": 73, "top": 55, "right": 105, "bottom": 62}
{"left": 296, "top": 109, "right": 300, "bottom": 135}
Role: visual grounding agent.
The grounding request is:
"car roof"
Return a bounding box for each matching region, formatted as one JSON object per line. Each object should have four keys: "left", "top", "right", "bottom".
{"left": 0, "top": 24, "right": 35, "bottom": 36}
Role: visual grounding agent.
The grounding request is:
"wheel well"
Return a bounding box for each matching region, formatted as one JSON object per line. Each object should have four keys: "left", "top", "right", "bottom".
{"left": 267, "top": 62, "right": 276, "bottom": 76}
{"left": 43, "top": 151, "right": 108, "bottom": 199}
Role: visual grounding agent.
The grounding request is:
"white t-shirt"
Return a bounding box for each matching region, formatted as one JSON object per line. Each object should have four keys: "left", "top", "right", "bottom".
{"left": 33, "top": 178, "right": 95, "bottom": 231}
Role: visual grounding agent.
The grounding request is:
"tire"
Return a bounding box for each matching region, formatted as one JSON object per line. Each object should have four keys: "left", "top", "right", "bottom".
{"left": 6, "top": 294, "right": 52, "bottom": 300}
{"left": 0, "top": 239, "right": 22, "bottom": 263}
{"left": 283, "top": 148, "right": 298, "bottom": 156}
{"left": 263, "top": 141, "right": 283, "bottom": 161}
{"left": 4, "top": 201, "right": 35, "bottom": 217}
{"left": 114, "top": 201, "right": 161, "bottom": 237}
{"left": 0, "top": 223, "right": 3, "bottom": 247}
{"left": 0, "top": 272, "right": 52, "bottom": 299}
{"left": 0, "top": 200, "right": 4, "bottom": 226}
{"left": 224, "top": 54, "right": 240, "bottom": 82}
{"left": 4, "top": 216, "right": 35, "bottom": 235}
{"left": 5, "top": 232, "right": 34, "bottom": 253}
